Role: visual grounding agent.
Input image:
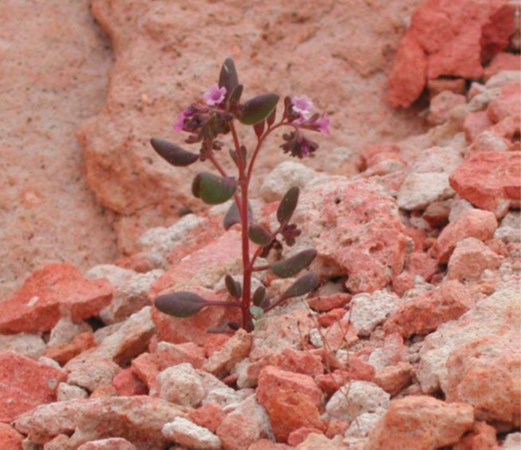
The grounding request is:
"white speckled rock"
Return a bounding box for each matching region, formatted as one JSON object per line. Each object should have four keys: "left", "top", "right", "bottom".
{"left": 67, "top": 357, "right": 121, "bottom": 392}
{"left": 502, "top": 432, "right": 521, "bottom": 450}
{"left": 326, "top": 381, "right": 390, "bottom": 422}
{"left": 260, "top": 161, "right": 319, "bottom": 202}
{"left": 163, "top": 417, "right": 221, "bottom": 449}
{"left": 0, "top": 333, "right": 46, "bottom": 359}
{"left": 344, "top": 409, "right": 386, "bottom": 439}
{"left": 157, "top": 363, "right": 205, "bottom": 407}
{"left": 85, "top": 265, "right": 136, "bottom": 287}
{"left": 349, "top": 291, "right": 400, "bottom": 337}
{"left": 398, "top": 173, "right": 455, "bottom": 211}
{"left": 57, "top": 383, "right": 89, "bottom": 402}
{"left": 48, "top": 318, "right": 92, "bottom": 347}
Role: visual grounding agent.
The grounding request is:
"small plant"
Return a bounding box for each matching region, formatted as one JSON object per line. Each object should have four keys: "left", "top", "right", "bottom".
{"left": 151, "top": 58, "right": 331, "bottom": 332}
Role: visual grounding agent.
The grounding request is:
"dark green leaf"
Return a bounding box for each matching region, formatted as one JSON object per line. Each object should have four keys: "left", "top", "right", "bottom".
{"left": 280, "top": 272, "right": 320, "bottom": 301}
{"left": 223, "top": 201, "right": 254, "bottom": 230}
{"left": 219, "top": 58, "right": 239, "bottom": 93}
{"left": 239, "top": 93, "right": 280, "bottom": 126}
{"left": 225, "top": 275, "right": 242, "bottom": 299}
{"left": 192, "top": 173, "right": 237, "bottom": 205}
{"left": 277, "top": 186, "right": 300, "bottom": 224}
{"left": 248, "top": 224, "right": 272, "bottom": 246}
{"left": 267, "top": 107, "right": 277, "bottom": 127}
{"left": 150, "top": 138, "right": 199, "bottom": 167}
{"left": 227, "top": 84, "right": 243, "bottom": 109}
{"left": 154, "top": 291, "right": 211, "bottom": 318}
{"left": 270, "top": 249, "right": 317, "bottom": 278}
{"left": 253, "top": 286, "right": 266, "bottom": 307}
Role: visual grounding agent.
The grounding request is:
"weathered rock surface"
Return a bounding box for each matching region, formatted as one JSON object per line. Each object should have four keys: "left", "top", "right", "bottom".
{"left": 163, "top": 417, "right": 221, "bottom": 449}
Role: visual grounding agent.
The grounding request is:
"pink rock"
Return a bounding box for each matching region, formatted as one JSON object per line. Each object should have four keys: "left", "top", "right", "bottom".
{"left": 203, "top": 329, "right": 252, "bottom": 377}
{"left": 112, "top": 368, "right": 148, "bottom": 396}
{"left": 450, "top": 153, "right": 520, "bottom": 217}
{"left": 307, "top": 293, "right": 351, "bottom": 312}
{"left": 203, "top": 334, "right": 230, "bottom": 358}
{"left": 188, "top": 403, "right": 226, "bottom": 434}
{"left": 447, "top": 237, "right": 503, "bottom": 282}
{"left": 487, "top": 81, "right": 521, "bottom": 123}
{"left": 44, "top": 331, "right": 95, "bottom": 366}
{"left": 427, "top": 78, "right": 467, "bottom": 97}
{"left": 432, "top": 209, "right": 498, "bottom": 263}
{"left": 365, "top": 396, "right": 475, "bottom": 450}
{"left": 257, "top": 366, "right": 322, "bottom": 408}
{"left": 384, "top": 280, "right": 475, "bottom": 338}
{"left": 77, "top": 438, "right": 137, "bottom": 450}
{"left": 150, "top": 231, "right": 244, "bottom": 345}
{"left": 387, "top": 35, "right": 427, "bottom": 108}
{"left": 287, "top": 427, "right": 324, "bottom": 447}
{"left": 0, "top": 423, "right": 23, "bottom": 450}
{"left": 480, "top": 4, "right": 516, "bottom": 62}
{"left": 374, "top": 362, "right": 413, "bottom": 397}
{"left": 453, "top": 421, "right": 498, "bottom": 450}
{"left": 294, "top": 179, "right": 408, "bottom": 294}
{"left": 154, "top": 341, "right": 206, "bottom": 370}
{"left": 277, "top": 348, "right": 324, "bottom": 378}
{"left": 14, "top": 396, "right": 184, "bottom": 446}
{"left": 248, "top": 440, "right": 291, "bottom": 450}
{"left": 361, "top": 143, "right": 401, "bottom": 169}
{"left": 316, "top": 309, "right": 346, "bottom": 328}
{"left": 130, "top": 353, "right": 160, "bottom": 393}
{"left": 0, "top": 264, "right": 113, "bottom": 334}
{"left": 463, "top": 111, "right": 494, "bottom": 143}
{"left": 445, "top": 334, "right": 520, "bottom": 427}
{"left": 0, "top": 352, "right": 67, "bottom": 422}
{"left": 484, "top": 52, "right": 520, "bottom": 80}
{"left": 407, "top": 251, "right": 439, "bottom": 282}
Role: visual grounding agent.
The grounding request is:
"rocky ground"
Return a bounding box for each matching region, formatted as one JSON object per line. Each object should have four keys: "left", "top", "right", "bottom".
{"left": 0, "top": 0, "right": 520, "bottom": 449}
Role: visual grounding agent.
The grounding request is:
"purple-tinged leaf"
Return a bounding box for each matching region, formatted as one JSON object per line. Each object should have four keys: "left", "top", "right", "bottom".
{"left": 239, "top": 93, "right": 280, "bottom": 126}
{"left": 248, "top": 224, "right": 272, "bottom": 246}
{"left": 270, "top": 249, "right": 317, "bottom": 278}
{"left": 223, "top": 201, "right": 254, "bottom": 230}
{"left": 267, "top": 107, "right": 277, "bottom": 127}
{"left": 150, "top": 138, "right": 199, "bottom": 167}
{"left": 192, "top": 172, "right": 237, "bottom": 205}
{"left": 280, "top": 272, "right": 320, "bottom": 301}
{"left": 277, "top": 186, "right": 300, "bottom": 224}
{"left": 254, "top": 120, "right": 265, "bottom": 139}
{"left": 253, "top": 286, "right": 266, "bottom": 307}
{"left": 225, "top": 275, "right": 242, "bottom": 299}
{"left": 219, "top": 58, "right": 239, "bottom": 93}
{"left": 154, "top": 291, "right": 211, "bottom": 318}
{"left": 227, "top": 84, "right": 243, "bottom": 109}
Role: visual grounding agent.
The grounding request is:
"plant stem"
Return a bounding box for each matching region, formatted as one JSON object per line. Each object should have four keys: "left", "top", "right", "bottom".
{"left": 229, "top": 122, "right": 254, "bottom": 332}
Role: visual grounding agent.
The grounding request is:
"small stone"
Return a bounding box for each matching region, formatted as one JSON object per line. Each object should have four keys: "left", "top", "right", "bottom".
{"left": 67, "top": 357, "right": 121, "bottom": 392}
{"left": 203, "top": 329, "right": 252, "bottom": 377}
{"left": 44, "top": 332, "right": 95, "bottom": 366}
{"left": 398, "top": 173, "right": 454, "bottom": 211}
{"left": 373, "top": 362, "right": 412, "bottom": 397}
{"left": 56, "top": 383, "right": 88, "bottom": 402}
{"left": 0, "top": 333, "right": 46, "bottom": 360}
{"left": 453, "top": 421, "right": 497, "bottom": 450}
{"left": 157, "top": 363, "right": 205, "bottom": 407}
{"left": 326, "top": 381, "right": 390, "bottom": 422}
{"left": 427, "top": 91, "right": 466, "bottom": 125}
{"left": 260, "top": 161, "right": 319, "bottom": 202}
{"left": 162, "top": 417, "right": 221, "bottom": 449}
{"left": 188, "top": 403, "right": 226, "bottom": 434}
{"left": 349, "top": 291, "right": 400, "bottom": 337}
{"left": 111, "top": 368, "right": 148, "bottom": 396}
{"left": 48, "top": 318, "right": 92, "bottom": 347}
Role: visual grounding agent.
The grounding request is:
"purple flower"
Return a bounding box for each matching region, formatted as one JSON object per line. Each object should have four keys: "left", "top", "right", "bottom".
{"left": 203, "top": 85, "right": 227, "bottom": 106}
{"left": 291, "top": 95, "right": 314, "bottom": 117}
{"left": 173, "top": 112, "right": 186, "bottom": 132}
{"left": 316, "top": 113, "right": 330, "bottom": 135}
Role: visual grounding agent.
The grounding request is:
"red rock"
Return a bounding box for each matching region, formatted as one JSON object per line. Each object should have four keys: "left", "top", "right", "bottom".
{"left": 307, "top": 293, "right": 352, "bottom": 312}
{"left": 0, "top": 264, "right": 113, "bottom": 333}
{"left": 262, "top": 389, "right": 325, "bottom": 442}
{"left": 44, "top": 332, "right": 95, "bottom": 366}
{"left": 112, "top": 368, "right": 148, "bottom": 396}
{"left": 317, "top": 309, "right": 346, "bottom": 328}
{"left": 203, "top": 328, "right": 252, "bottom": 377}
{"left": 374, "top": 362, "right": 413, "bottom": 396}
{"left": 407, "top": 251, "right": 439, "bottom": 282}
{"left": 451, "top": 152, "right": 520, "bottom": 216}
{"left": 131, "top": 353, "right": 160, "bottom": 393}
{"left": 453, "top": 421, "right": 498, "bottom": 450}
{"left": 432, "top": 209, "right": 498, "bottom": 263}
{"left": 277, "top": 349, "right": 324, "bottom": 378}
{"left": 188, "top": 403, "right": 226, "bottom": 434}
{"left": 384, "top": 280, "right": 475, "bottom": 338}
{"left": 484, "top": 53, "right": 520, "bottom": 80}
{"left": 287, "top": 427, "right": 324, "bottom": 447}
{"left": 320, "top": 318, "right": 359, "bottom": 350}
{"left": 154, "top": 341, "right": 205, "bottom": 370}
{"left": 0, "top": 423, "right": 23, "bottom": 450}
{"left": 361, "top": 143, "right": 401, "bottom": 169}
{"left": 294, "top": 179, "right": 408, "bottom": 295}
{"left": 315, "top": 362, "right": 376, "bottom": 397}
{"left": 365, "top": 396, "right": 475, "bottom": 450}
{"left": 204, "top": 334, "right": 230, "bottom": 358}
{"left": 0, "top": 352, "right": 67, "bottom": 422}
{"left": 387, "top": 35, "right": 427, "bottom": 108}
{"left": 257, "top": 366, "right": 322, "bottom": 408}
{"left": 392, "top": 272, "right": 415, "bottom": 297}
{"left": 487, "top": 81, "right": 521, "bottom": 123}
{"left": 480, "top": 4, "right": 516, "bottom": 62}
{"left": 325, "top": 419, "right": 350, "bottom": 439}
